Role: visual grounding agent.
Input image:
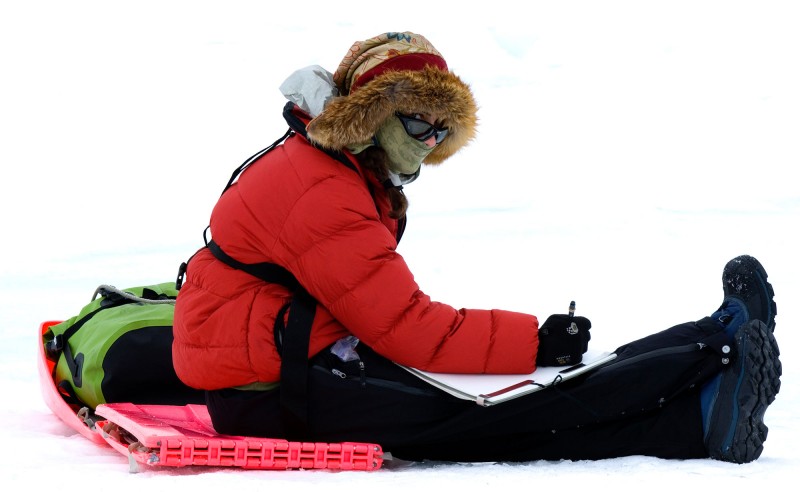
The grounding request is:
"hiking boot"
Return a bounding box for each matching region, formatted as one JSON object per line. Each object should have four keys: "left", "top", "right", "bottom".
{"left": 704, "top": 319, "right": 781, "bottom": 463}
{"left": 718, "top": 255, "right": 777, "bottom": 332}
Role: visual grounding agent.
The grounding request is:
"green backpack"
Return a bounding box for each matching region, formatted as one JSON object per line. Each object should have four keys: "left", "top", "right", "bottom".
{"left": 42, "top": 282, "right": 204, "bottom": 410}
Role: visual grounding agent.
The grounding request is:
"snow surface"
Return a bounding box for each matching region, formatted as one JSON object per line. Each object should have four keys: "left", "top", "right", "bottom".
{"left": 1, "top": 1, "right": 798, "bottom": 490}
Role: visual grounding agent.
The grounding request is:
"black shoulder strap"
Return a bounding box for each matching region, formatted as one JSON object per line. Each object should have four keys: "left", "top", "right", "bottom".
{"left": 281, "top": 102, "right": 359, "bottom": 174}
{"left": 220, "top": 127, "right": 293, "bottom": 197}
{"left": 204, "top": 234, "right": 315, "bottom": 440}
{"left": 206, "top": 238, "right": 300, "bottom": 290}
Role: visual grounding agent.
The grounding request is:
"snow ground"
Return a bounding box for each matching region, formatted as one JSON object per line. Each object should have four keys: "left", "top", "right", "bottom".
{"left": 1, "top": 1, "right": 798, "bottom": 490}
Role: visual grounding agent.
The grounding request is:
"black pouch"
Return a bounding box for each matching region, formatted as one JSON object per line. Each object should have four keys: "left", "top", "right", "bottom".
{"left": 312, "top": 343, "right": 366, "bottom": 385}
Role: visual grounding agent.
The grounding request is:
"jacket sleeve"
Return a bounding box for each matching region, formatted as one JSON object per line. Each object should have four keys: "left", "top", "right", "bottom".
{"left": 273, "top": 174, "right": 539, "bottom": 374}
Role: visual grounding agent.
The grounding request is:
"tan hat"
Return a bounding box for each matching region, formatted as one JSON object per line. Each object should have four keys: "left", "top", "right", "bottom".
{"left": 306, "top": 32, "right": 478, "bottom": 165}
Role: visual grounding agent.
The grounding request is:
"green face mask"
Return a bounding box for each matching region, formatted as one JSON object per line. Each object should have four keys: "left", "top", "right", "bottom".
{"left": 375, "top": 116, "right": 434, "bottom": 175}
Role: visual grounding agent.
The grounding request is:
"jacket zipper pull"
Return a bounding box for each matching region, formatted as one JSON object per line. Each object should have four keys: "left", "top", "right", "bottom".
{"left": 359, "top": 361, "right": 366, "bottom": 387}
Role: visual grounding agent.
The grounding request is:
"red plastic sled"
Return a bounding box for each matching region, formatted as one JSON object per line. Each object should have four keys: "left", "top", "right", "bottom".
{"left": 38, "top": 321, "right": 385, "bottom": 471}
{"left": 38, "top": 320, "right": 107, "bottom": 445}
{"left": 95, "top": 403, "right": 383, "bottom": 470}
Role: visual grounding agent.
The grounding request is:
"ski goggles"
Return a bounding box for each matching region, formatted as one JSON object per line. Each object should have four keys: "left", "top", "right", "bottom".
{"left": 395, "top": 112, "right": 449, "bottom": 144}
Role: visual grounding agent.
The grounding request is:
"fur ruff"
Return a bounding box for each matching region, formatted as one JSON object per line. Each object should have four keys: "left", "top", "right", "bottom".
{"left": 306, "top": 66, "right": 478, "bottom": 165}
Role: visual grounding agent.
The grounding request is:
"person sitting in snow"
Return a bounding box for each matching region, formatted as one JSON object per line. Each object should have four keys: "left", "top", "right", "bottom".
{"left": 172, "top": 31, "right": 781, "bottom": 464}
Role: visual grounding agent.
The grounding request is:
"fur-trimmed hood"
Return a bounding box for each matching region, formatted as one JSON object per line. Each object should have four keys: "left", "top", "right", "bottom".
{"left": 306, "top": 67, "right": 478, "bottom": 165}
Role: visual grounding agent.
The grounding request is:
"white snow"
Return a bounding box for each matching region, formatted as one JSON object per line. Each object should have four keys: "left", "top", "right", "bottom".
{"left": 1, "top": 1, "right": 798, "bottom": 490}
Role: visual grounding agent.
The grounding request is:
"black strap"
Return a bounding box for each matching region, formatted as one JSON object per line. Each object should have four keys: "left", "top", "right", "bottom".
{"left": 276, "top": 288, "right": 316, "bottom": 439}
{"left": 46, "top": 295, "right": 138, "bottom": 389}
{"left": 205, "top": 237, "right": 316, "bottom": 440}
{"left": 221, "top": 128, "right": 294, "bottom": 197}
{"left": 206, "top": 239, "right": 300, "bottom": 291}
{"left": 281, "top": 102, "right": 358, "bottom": 173}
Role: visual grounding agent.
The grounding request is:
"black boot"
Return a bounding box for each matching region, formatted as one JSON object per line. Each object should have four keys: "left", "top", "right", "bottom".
{"left": 719, "top": 255, "right": 777, "bottom": 332}
{"left": 703, "top": 320, "right": 781, "bottom": 463}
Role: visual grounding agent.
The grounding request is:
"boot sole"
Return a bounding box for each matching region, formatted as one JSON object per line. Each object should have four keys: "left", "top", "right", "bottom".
{"left": 723, "top": 256, "right": 777, "bottom": 332}
{"left": 706, "top": 319, "right": 781, "bottom": 463}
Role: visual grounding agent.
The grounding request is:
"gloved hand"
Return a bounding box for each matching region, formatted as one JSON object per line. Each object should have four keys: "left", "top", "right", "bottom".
{"left": 536, "top": 313, "right": 591, "bottom": 367}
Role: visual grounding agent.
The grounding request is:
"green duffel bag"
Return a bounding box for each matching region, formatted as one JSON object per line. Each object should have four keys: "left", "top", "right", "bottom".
{"left": 43, "top": 282, "right": 205, "bottom": 410}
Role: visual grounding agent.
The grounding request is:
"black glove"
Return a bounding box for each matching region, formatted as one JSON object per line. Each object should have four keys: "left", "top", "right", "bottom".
{"left": 536, "top": 314, "right": 591, "bottom": 367}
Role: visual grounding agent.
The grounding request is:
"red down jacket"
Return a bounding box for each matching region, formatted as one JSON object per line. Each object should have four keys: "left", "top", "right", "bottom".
{"left": 172, "top": 111, "right": 539, "bottom": 390}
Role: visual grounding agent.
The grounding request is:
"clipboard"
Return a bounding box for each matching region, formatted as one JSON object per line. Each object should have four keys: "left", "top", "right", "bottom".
{"left": 399, "top": 349, "right": 616, "bottom": 406}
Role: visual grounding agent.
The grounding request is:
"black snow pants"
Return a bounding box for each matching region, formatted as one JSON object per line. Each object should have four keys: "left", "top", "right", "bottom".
{"left": 206, "top": 316, "right": 731, "bottom": 462}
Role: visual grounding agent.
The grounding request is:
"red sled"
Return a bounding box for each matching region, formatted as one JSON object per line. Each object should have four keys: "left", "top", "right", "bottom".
{"left": 38, "top": 320, "right": 107, "bottom": 445}
{"left": 38, "top": 320, "right": 385, "bottom": 471}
